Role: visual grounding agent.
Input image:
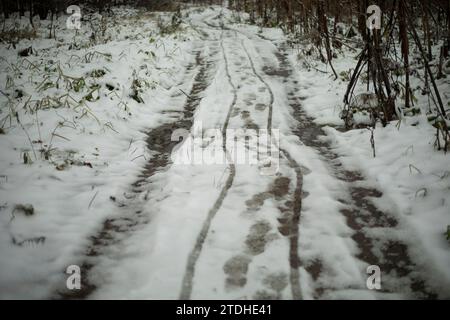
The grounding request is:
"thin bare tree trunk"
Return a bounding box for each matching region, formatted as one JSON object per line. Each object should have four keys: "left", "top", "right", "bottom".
{"left": 398, "top": 0, "right": 410, "bottom": 109}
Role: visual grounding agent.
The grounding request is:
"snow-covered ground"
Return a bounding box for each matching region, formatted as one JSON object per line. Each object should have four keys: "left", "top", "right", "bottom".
{"left": 0, "top": 5, "right": 449, "bottom": 300}
{"left": 284, "top": 28, "right": 450, "bottom": 297}
{"left": 0, "top": 7, "right": 200, "bottom": 299}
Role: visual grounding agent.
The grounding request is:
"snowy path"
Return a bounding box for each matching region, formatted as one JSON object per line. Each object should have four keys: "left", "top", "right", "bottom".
{"left": 57, "top": 9, "right": 449, "bottom": 300}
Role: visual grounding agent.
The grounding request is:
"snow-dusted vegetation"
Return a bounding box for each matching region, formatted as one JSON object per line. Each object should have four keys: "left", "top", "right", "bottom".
{"left": 0, "top": 0, "right": 449, "bottom": 300}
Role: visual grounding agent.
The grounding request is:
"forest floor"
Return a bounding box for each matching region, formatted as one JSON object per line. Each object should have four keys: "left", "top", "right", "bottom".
{"left": 0, "top": 5, "right": 450, "bottom": 299}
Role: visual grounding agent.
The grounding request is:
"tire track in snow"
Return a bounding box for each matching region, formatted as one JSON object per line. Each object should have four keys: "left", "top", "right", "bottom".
{"left": 179, "top": 31, "right": 237, "bottom": 300}
{"left": 56, "top": 45, "right": 216, "bottom": 300}
{"left": 240, "top": 37, "right": 303, "bottom": 300}
{"left": 269, "top": 40, "right": 442, "bottom": 299}
{"left": 182, "top": 17, "right": 304, "bottom": 300}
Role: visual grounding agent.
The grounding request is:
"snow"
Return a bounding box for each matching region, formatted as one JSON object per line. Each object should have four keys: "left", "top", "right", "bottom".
{"left": 323, "top": 119, "right": 450, "bottom": 293}
{"left": 283, "top": 25, "right": 450, "bottom": 297}
{"left": 0, "top": 4, "right": 449, "bottom": 300}
{"left": 0, "top": 7, "right": 199, "bottom": 299}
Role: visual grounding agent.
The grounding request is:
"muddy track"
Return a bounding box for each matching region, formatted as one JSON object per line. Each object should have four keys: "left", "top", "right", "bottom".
{"left": 179, "top": 31, "right": 237, "bottom": 300}
{"left": 239, "top": 36, "right": 303, "bottom": 300}
{"left": 56, "top": 47, "right": 216, "bottom": 300}
{"left": 268, "top": 40, "right": 439, "bottom": 299}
